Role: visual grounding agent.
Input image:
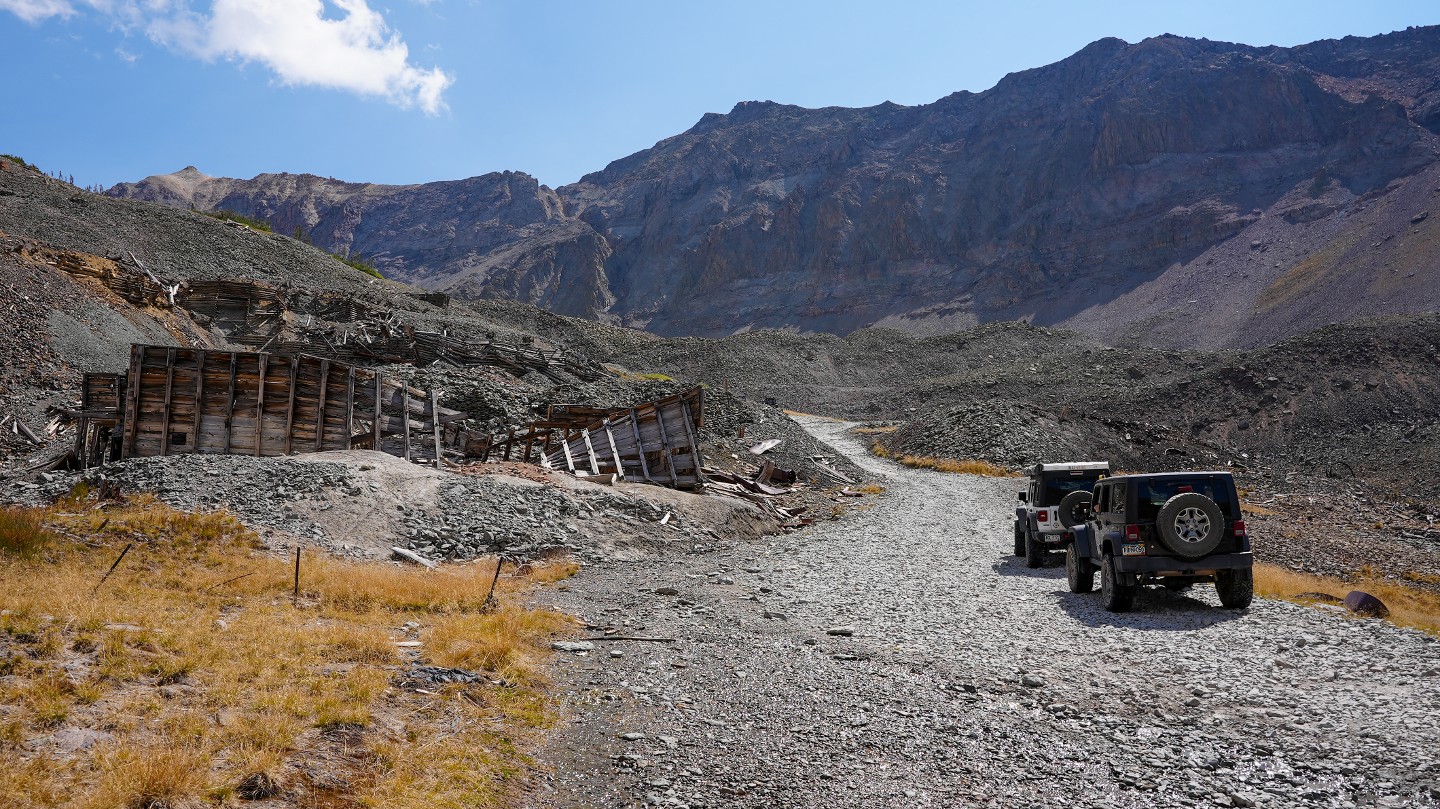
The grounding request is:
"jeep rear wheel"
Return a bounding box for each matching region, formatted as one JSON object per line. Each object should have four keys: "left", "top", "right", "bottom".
{"left": 1013, "top": 523, "right": 1025, "bottom": 556}
{"left": 1025, "top": 530, "right": 1046, "bottom": 568}
{"left": 1156, "top": 492, "right": 1225, "bottom": 558}
{"left": 1066, "top": 544, "right": 1094, "bottom": 593}
{"left": 1216, "top": 568, "right": 1254, "bottom": 609}
{"left": 1100, "top": 553, "right": 1136, "bottom": 612}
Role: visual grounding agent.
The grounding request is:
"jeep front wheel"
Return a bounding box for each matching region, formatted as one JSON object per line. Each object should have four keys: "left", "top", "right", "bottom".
{"left": 1100, "top": 553, "right": 1136, "bottom": 612}
{"left": 1156, "top": 492, "right": 1225, "bottom": 558}
{"left": 1066, "top": 544, "right": 1094, "bottom": 593}
{"left": 1215, "top": 568, "right": 1254, "bottom": 609}
{"left": 1025, "top": 530, "right": 1046, "bottom": 568}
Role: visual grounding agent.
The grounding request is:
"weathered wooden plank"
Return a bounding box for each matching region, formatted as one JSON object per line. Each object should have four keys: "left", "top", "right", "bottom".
{"left": 401, "top": 384, "right": 411, "bottom": 460}
{"left": 371, "top": 372, "right": 383, "bottom": 450}
{"left": 560, "top": 431, "right": 577, "bottom": 472}
{"left": 252, "top": 353, "right": 268, "bottom": 457}
{"left": 602, "top": 419, "right": 625, "bottom": 481}
{"left": 314, "top": 359, "right": 330, "bottom": 453}
{"left": 122, "top": 346, "right": 145, "bottom": 458}
{"left": 678, "top": 399, "right": 705, "bottom": 484}
{"left": 157, "top": 348, "right": 177, "bottom": 456}
{"left": 430, "top": 389, "right": 443, "bottom": 470}
{"left": 652, "top": 407, "right": 679, "bottom": 485}
{"left": 223, "top": 352, "right": 238, "bottom": 454}
{"left": 580, "top": 428, "right": 601, "bottom": 475}
{"left": 627, "top": 411, "right": 653, "bottom": 482}
{"left": 346, "top": 367, "right": 357, "bottom": 448}
{"left": 190, "top": 351, "right": 206, "bottom": 454}
{"left": 283, "top": 355, "right": 300, "bottom": 455}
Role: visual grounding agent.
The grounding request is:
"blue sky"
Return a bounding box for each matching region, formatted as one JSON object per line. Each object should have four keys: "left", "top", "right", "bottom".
{"left": 2, "top": 0, "right": 1437, "bottom": 190}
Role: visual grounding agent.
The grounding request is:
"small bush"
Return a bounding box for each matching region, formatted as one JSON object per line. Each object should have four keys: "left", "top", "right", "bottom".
{"left": 0, "top": 508, "right": 56, "bottom": 560}
{"left": 200, "top": 209, "right": 273, "bottom": 232}
{"left": 2, "top": 153, "right": 37, "bottom": 171}
{"left": 331, "top": 252, "right": 384, "bottom": 279}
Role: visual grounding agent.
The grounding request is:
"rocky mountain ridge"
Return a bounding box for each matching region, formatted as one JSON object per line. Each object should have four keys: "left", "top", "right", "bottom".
{"left": 110, "top": 27, "right": 1440, "bottom": 347}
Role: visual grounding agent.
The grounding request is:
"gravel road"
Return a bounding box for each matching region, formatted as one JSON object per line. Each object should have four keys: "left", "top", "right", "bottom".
{"left": 529, "top": 417, "right": 1440, "bottom": 809}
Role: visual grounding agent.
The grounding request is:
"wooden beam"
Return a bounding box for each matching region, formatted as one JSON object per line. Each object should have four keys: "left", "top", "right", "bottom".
{"left": 190, "top": 350, "right": 206, "bottom": 453}
{"left": 122, "top": 345, "right": 145, "bottom": 458}
{"left": 678, "top": 399, "right": 705, "bottom": 484}
{"left": 371, "top": 372, "right": 382, "bottom": 451}
{"left": 345, "top": 367, "right": 356, "bottom": 450}
{"left": 627, "top": 411, "right": 653, "bottom": 482}
{"left": 602, "top": 419, "right": 625, "bottom": 480}
{"left": 580, "top": 427, "right": 601, "bottom": 475}
{"left": 503, "top": 426, "right": 515, "bottom": 461}
{"left": 223, "top": 352, "right": 238, "bottom": 454}
{"left": 253, "top": 353, "right": 269, "bottom": 457}
{"left": 401, "top": 384, "right": 411, "bottom": 460}
{"left": 314, "top": 359, "right": 330, "bottom": 452}
{"left": 283, "top": 355, "right": 299, "bottom": 456}
{"left": 158, "top": 348, "right": 176, "bottom": 456}
{"left": 653, "top": 407, "right": 679, "bottom": 485}
{"left": 430, "top": 389, "right": 443, "bottom": 469}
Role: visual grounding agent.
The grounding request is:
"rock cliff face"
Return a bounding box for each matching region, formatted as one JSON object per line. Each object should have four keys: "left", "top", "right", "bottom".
{"left": 111, "top": 27, "right": 1440, "bottom": 346}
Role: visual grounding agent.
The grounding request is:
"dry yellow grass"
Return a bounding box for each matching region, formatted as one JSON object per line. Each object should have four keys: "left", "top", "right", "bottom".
{"left": 1254, "top": 562, "right": 1440, "bottom": 635}
{"left": 850, "top": 425, "right": 898, "bottom": 435}
{"left": 0, "top": 493, "right": 579, "bottom": 808}
{"left": 853, "top": 484, "right": 886, "bottom": 495}
{"left": 870, "top": 443, "right": 1019, "bottom": 478}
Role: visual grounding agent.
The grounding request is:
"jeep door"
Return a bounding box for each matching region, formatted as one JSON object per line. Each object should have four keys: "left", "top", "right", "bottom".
{"left": 1094, "top": 481, "right": 1127, "bottom": 557}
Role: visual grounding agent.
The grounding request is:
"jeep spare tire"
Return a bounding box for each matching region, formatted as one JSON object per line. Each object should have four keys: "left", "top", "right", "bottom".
{"left": 1057, "top": 490, "right": 1092, "bottom": 528}
{"left": 1156, "top": 492, "right": 1225, "bottom": 558}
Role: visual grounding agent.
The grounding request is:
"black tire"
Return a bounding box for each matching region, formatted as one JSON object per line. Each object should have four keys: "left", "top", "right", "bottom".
{"left": 1025, "top": 530, "right": 1046, "bottom": 568}
{"left": 1057, "top": 490, "right": 1092, "bottom": 529}
{"left": 1013, "top": 523, "right": 1026, "bottom": 556}
{"left": 1216, "top": 568, "right": 1254, "bottom": 609}
{"left": 1066, "top": 544, "right": 1094, "bottom": 593}
{"left": 1155, "top": 492, "right": 1225, "bottom": 559}
{"left": 1100, "top": 553, "right": 1136, "bottom": 612}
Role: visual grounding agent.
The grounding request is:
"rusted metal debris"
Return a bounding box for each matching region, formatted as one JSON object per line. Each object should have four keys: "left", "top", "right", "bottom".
{"left": 65, "top": 344, "right": 478, "bottom": 469}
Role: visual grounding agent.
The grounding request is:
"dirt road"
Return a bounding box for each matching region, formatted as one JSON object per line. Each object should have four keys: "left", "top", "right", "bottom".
{"left": 528, "top": 417, "right": 1440, "bottom": 808}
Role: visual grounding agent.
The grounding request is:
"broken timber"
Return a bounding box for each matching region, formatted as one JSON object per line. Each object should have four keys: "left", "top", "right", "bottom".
{"left": 521, "top": 388, "right": 707, "bottom": 490}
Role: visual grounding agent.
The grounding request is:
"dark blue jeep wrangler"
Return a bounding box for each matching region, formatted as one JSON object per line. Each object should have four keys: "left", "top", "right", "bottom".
{"left": 1068, "top": 471, "right": 1254, "bottom": 612}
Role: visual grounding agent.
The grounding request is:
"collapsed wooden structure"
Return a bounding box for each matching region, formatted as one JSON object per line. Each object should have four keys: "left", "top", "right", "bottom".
{"left": 478, "top": 388, "right": 708, "bottom": 489}
{"left": 72, "top": 344, "right": 470, "bottom": 467}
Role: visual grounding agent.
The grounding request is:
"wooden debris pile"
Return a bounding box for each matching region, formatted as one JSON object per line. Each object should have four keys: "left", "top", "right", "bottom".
{"left": 478, "top": 389, "right": 707, "bottom": 490}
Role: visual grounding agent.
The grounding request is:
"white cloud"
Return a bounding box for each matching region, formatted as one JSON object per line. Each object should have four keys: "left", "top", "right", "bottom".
{"left": 1, "top": 0, "right": 453, "bottom": 114}
{"left": 0, "top": 0, "right": 75, "bottom": 22}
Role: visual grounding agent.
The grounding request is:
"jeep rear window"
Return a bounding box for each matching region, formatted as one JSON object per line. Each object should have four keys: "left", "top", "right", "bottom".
{"left": 1040, "top": 475, "right": 1102, "bottom": 506}
{"left": 1134, "top": 478, "right": 1236, "bottom": 521}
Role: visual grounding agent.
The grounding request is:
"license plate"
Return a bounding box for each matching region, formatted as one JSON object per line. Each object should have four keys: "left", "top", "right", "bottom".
{"left": 1121, "top": 543, "right": 1146, "bottom": 556}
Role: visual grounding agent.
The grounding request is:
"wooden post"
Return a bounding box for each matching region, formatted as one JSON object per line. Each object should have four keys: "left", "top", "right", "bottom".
{"left": 627, "top": 411, "right": 653, "bottom": 482}
{"left": 223, "top": 352, "right": 238, "bottom": 454}
{"left": 253, "top": 353, "right": 268, "bottom": 457}
{"left": 345, "top": 367, "right": 356, "bottom": 450}
{"left": 190, "top": 351, "right": 206, "bottom": 453}
{"left": 371, "top": 373, "right": 383, "bottom": 451}
{"left": 653, "top": 407, "right": 679, "bottom": 485}
{"left": 314, "top": 359, "right": 330, "bottom": 452}
{"left": 503, "top": 426, "right": 515, "bottom": 461}
{"left": 158, "top": 348, "right": 176, "bottom": 456}
{"left": 430, "top": 389, "right": 443, "bottom": 469}
{"left": 123, "top": 345, "right": 145, "bottom": 458}
{"left": 401, "top": 385, "right": 411, "bottom": 460}
{"left": 292, "top": 546, "right": 301, "bottom": 603}
{"left": 602, "top": 419, "right": 625, "bottom": 480}
{"left": 580, "top": 427, "right": 600, "bottom": 475}
{"left": 678, "top": 399, "right": 705, "bottom": 483}
{"left": 283, "top": 355, "right": 299, "bottom": 455}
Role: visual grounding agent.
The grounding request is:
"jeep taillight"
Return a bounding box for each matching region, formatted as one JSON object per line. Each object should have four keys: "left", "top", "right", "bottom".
{"left": 1124, "top": 524, "right": 1141, "bottom": 542}
{"left": 1037, "top": 510, "right": 1049, "bottom": 523}
{"left": 1233, "top": 520, "right": 1247, "bottom": 538}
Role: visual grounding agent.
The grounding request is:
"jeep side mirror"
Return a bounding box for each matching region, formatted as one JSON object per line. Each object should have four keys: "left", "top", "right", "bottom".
{"left": 1017, "top": 492, "right": 1027, "bottom": 502}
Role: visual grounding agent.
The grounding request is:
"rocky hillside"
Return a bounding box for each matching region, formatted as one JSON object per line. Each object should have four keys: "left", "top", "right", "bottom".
{"left": 111, "top": 26, "right": 1440, "bottom": 346}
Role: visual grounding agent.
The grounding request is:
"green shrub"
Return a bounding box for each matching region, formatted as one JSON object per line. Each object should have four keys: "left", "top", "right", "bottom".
{"left": 200, "top": 209, "right": 273, "bottom": 232}
{"left": 332, "top": 253, "right": 383, "bottom": 279}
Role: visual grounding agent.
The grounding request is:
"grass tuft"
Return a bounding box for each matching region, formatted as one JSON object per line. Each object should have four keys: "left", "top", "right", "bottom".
{"left": 0, "top": 494, "right": 576, "bottom": 808}
{"left": 1254, "top": 563, "right": 1440, "bottom": 635}
{"left": 871, "top": 444, "right": 1018, "bottom": 477}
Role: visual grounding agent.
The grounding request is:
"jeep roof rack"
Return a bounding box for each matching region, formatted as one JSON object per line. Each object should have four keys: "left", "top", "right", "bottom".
{"left": 1031, "top": 462, "right": 1110, "bottom": 475}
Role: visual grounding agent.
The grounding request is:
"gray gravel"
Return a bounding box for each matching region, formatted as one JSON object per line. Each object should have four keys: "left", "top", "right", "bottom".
{"left": 528, "top": 417, "right": 1440, "bottom": 808}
